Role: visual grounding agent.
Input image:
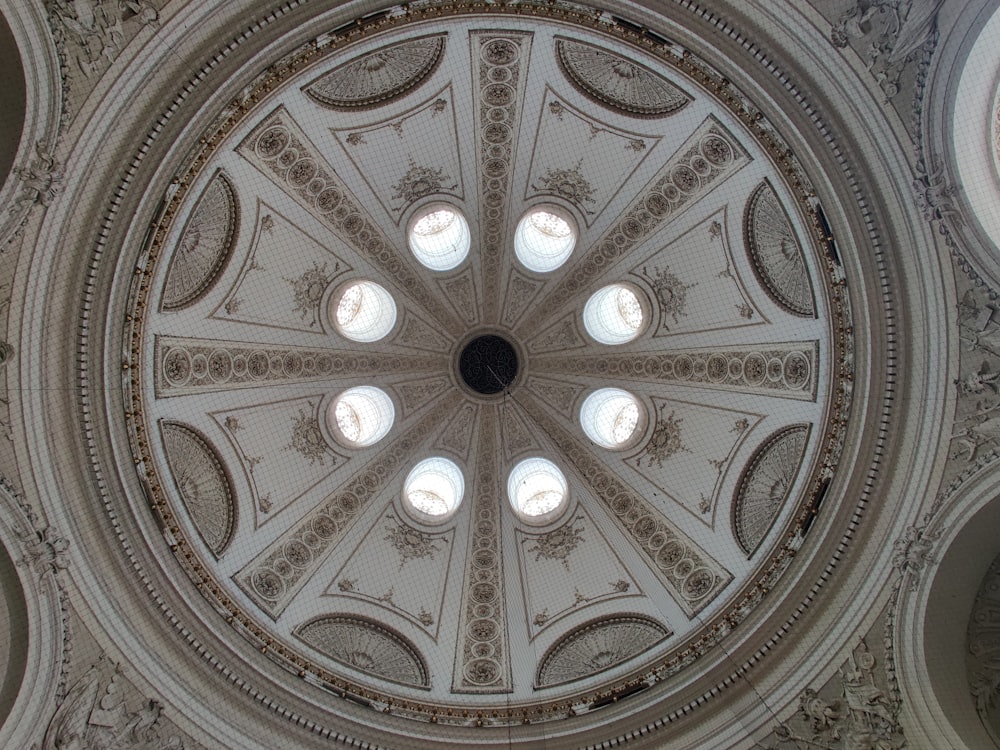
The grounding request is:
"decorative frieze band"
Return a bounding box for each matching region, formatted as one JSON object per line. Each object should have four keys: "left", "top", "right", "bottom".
{"left": 452, "top": 409, "right": 511, "bottom": 693}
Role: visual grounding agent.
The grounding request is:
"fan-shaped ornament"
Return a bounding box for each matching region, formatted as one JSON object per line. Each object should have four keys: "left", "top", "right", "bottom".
{"left": 536, "top": 615, "right": 671, "bottom": 687}
{"left": 744, "top": 180, "right": 817, "bottom": 317}
{"left": 305, "top": 35, "right": 445, "bottom": 109}
{"left": 555, "top": 38, "right": 691, "bottom": 116}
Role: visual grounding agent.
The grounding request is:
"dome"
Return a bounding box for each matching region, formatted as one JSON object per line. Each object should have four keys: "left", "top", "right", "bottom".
{"left": 1, "top": 0, "right": 977, "bottom": 748}
{"left": 124, "top": 6, "right": 848, "bottom": 723}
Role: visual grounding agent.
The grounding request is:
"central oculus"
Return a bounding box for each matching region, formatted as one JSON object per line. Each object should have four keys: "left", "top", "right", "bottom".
{"left": 458, "top": 334, "right": 519, "bottom": 395}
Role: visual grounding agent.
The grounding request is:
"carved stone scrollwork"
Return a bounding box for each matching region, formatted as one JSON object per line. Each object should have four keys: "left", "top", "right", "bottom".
{"left": 828, "top": 0, "right": 942, "bottom": 101}
{"left": 296, "top": 615, "right": 429, "bottom": 689}
{"left": 162, "top": 171, "right": 239, "bottom": 310}
{"left": 12, "top": 141, "right": 63, "bottom": 211}
{"left": 37, "top": 661, "right": 199, "bottom": 750}
{"left": 761, "top": 637, "right": 905, "bottom": 750}
{"left": 160, "top": 422, "right": 236, "bottom": 557}
{"left": 732, "top": 424, "right": 810, "bottom": 556}
{"left": 744, "top": 180, "right": 816, "bottom": 317}
{"left": 304, "top": 35, "right": 445, "bottom": 110}
{"left": 555, "top": 38, "right": 691, "bottom": 117}
{"left": 535, "top": 615, "right": 671, "bottom": 688}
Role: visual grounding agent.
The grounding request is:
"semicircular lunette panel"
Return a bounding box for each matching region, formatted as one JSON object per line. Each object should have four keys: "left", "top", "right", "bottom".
{"left": 295, "top": 615, "right": 429, "bottom": 689}
{"left": 303, "top": 35, "right": 446, "bottom": 110}
{"left": 160, "top": 421, "right": 236, "bottom": 557}
{"left": 161, "top": 171, "right": 239, "bottom": 311}
{"left": 536, "top": 615, "right": 671, "bottom": 688}
{"left": 744, "top": 180, "right": 816, "bottom": 318}
{"left": 554, "top": 37, "right": 691, "bottom": 117}
{"left": 732, "top": 424, "right": 811, "bottom": 557}
{"left": 967, "top": 553, "right": 1000, "bottom": 742}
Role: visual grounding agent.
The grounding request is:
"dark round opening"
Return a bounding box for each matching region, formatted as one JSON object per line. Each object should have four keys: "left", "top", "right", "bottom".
{"left": 459, "top": 335, "right": 518, "bottom": 395}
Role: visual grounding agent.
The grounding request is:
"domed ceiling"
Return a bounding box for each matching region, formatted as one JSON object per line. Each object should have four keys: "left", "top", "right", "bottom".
{"left": 119, "top": 2, "right": 853, "bottom": 730}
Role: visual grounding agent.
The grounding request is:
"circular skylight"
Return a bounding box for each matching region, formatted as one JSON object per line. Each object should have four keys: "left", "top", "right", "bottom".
{"left": 514, "top": 206, "right": 576, "bottom": 273}
{"left": 407, "top": 205, "right": 471, "bottom": 271}
{"left": 330, "top": 280, "right": 397, "bottom": 342}
{"left": 328, "top": 386, "right": 395, "bottom": 447}
{"left": 579, "top": 388, "right": 644, "bottom": 449}
{"left": 403, "top": 457, "right": 465, "bottom": 521}
{"left": 583, "top": 283, "right": 648, "bottom": 345}
{"left": 508, "top": 457, "right": 568, "bottom": 523}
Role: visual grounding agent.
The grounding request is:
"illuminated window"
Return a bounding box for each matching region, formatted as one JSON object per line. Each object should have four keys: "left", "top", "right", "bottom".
{"left": 403, "top": 457, "right": 464, "bottom": 522}
{"left": 508, "top": 457, "right": 568, "bottom": 523}
{"left": 514, "top": 206, "right": 576, "bottom": 273}
{"left": 583, "top": 283, "right": 648, "bottom": 345}
{"left": 330, "top": 280, "right": 397, "bottom": 342}
{"left": 328, "top": 387, "right": 395, "bottom": 447}
{"left": 407, "top": 205, "right": 471, "bottom": 271}
{"left": 579, "top": 388, "right": 643, "bottom": 449}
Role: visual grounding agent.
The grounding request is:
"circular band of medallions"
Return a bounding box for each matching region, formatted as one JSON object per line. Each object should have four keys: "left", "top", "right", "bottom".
{"left": 116, "top": 0, "right": 856, "bottom": 728}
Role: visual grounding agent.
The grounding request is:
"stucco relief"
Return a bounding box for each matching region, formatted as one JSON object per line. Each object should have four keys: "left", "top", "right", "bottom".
{"left": 471, "top": 31, "right": 532, "bottom": 323}
{"left": 296, "top": 616, "right": 429, "bottom": 689}
{"left": 304, "top": 35, "right": 445, "bottom": 110}
{"left": 520, "top": 394, "right": 732, "bottom": 616}
{"left": 554, "top": 38, "right": 691, "bottom": 116}
{"left": 744, "top": 180, "right": 816, "bottom": 317}
{"left": 238, "top": 107, "right": 460, "bottom": 334}
{"left": 160, "top": 422, "right": 235, "bottom": 557}
{"left": 525, "top": 91, "right": 659, "bottom": 226}
{"left": 519, "top": 116, "right": 749, "bottom": 336}
{"left": 533, "top": 343, "right": 817, "bottom": 400}
{"left": 161, "top": 172, "right": 238, "bottom": 311}
{"left": 235, "top": 398, "right": 452, "bottom": 618}
{"left": 453, "top": 410, "right": 511, "bottom": 693}
{"left": 333, "top": 87, "right": 464, "bottom": 222}
{"left": 967, "top": 553, "right": 1000, "bottom": 744}
{"left": 155, "top": 337, "right": 440, "bottom": 396}
{"left": 536, "top": 615, "right": 671, "bottom": 688}
{"left": 34, "top": 659, "right": 202, "bottom": 750}
{"left": 757, "top": 632, "right": 905, "bottom": 750}
{"left": 952, "top": 284, "right": 1000, "bottom": 463}
{"left": 732, "top": 425, "right": 810, "bottom": 556}
{"left": 827, "top": 0, "right": 942, "bottom": 106}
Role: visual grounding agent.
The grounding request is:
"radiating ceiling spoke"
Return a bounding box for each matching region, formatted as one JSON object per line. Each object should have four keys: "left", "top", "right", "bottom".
{"left": 237, "top": 106, "right": 464, "bottom": 336}
{"left": 532, "top": 341, "right": 819, "bottom": 402}
{"left": 469, "top": 31, "right": 533, "bottom": 324}
{"left": 516, "top": 115, "right": 751, "bottom": 341}
{"left": 232, "top": 396, "right": 453, "bottom": 620}
{"left": 516, "top": 393, "right": 733, "bottom": 617}
{"left": 153, "top": 335, "right": 444, "bottom": 398}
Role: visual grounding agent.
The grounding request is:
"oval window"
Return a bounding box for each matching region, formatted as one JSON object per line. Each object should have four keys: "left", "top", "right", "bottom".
{"left": 514, "top": 207, "right": 577, "bottom": 273}
{"left": 408, "top": 205, "right": 471, "bottom": 271}
{"left": 329, "top": 387, "right": 395, "bottom": 447}
{"left": 330, "top": 280, "right": 397, "bottom": 342}
{"left": 403, "top": 457, "right": 465, "bottom": 522}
